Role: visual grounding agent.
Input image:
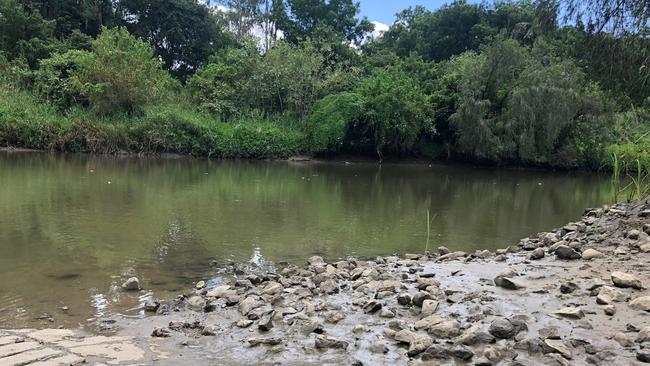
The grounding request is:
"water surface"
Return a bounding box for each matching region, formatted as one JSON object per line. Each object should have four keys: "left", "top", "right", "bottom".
{"left": 0, "top": 152, "right": 613, "bottom": 329}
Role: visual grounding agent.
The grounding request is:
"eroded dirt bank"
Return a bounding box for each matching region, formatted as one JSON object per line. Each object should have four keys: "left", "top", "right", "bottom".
{"left": 2, "top": 198, "right": 650, "bottom": 365}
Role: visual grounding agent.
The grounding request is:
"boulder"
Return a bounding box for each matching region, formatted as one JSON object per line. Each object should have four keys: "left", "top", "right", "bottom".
{"left": 494, "top": 276, "right": 526, "bottom": 290}
{"left": 611, "top": 271, "right": 644, "bottom": 290}
{"left": 543, "top": 339, "right": 572, "bottom": 359}
{"left": 630, "top": 296, "right": 650, "bottom": 312}
{"left": 121, "top": 277, "right": 140, "bottom": 291}
{"left": 552, "top": 307, "right": 584, "bottom": 319}
{"left": 582, "top": 249, "right": 604, "bottom": 260}
{"left": 314, "top": 335, "right": 348, "bottom": 350}
{"left": 528, "top": 248, "right": 545, "bottom": 260}
{"left": 395, "top": 329, "right": 433, "bottom": 356}
{"left": 596, "top": 286, "right": 626, "bottom": 304}
{"left": 555, "top": 245, "right": 581, "bottom": 260}
{"left": 421, "top": 299, "right": 439, "bottom": 316}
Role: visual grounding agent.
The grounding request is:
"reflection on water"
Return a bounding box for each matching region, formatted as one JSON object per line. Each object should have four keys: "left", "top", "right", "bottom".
{"left": 0, "top": 152, "right": 614, "bottom": 329}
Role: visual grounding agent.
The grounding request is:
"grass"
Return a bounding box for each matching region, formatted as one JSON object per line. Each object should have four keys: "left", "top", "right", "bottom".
{"left": 610, "top": 150, "right": 650, "bottom": 202}
{"left": 0, "top": 85, "right": 309, "bottom": 159}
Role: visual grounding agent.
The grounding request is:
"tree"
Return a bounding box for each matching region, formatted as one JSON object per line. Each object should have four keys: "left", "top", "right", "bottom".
{"left": 19, "top": 0, "right": 116, "bottom": 37}
{"left": 117, "top": 0, "right": 233, "bottom": 79}
{"left": 562, "top": 0, "right": 650, "bottom": 33}
{"left": 69, "top": 27, "right": 175, "bottom": 114}
{"left": 0, "top": 0, "right": 58, "bottom": 67}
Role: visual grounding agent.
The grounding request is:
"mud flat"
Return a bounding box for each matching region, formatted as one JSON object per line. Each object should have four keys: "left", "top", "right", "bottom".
{"left": 2, "top": 198, "right": 650, "bottom": 365}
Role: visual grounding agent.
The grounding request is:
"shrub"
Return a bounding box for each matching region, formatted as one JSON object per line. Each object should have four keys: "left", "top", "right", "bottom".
{"left": 306, "top": 92, "right": 364, "bottom": 152}
{"left": 33, "top": 50, "right": 93, "bottom": 108}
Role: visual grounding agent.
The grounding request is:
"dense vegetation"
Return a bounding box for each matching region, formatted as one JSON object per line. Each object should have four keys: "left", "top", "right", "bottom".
{"left": 0, "top": 0, "right": 648, "bottom": 172}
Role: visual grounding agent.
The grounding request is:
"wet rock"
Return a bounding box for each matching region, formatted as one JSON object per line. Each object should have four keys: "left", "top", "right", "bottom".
{"left": 488, "top": 318, "right": 525, "bottom": 339}
{"left": 187, "top": 296, "right": 206, "bottom": 310}
{"left": 397, "top": 293, "right": 411, "bottom": 306}
{"left": 604, "top": 305, "right": 616, "bottom": 315}
{"left": 453, "top": 346, "right": 474, "bottom": 361}
{"left": 494, "top": 276, "right": 526, "bottom": 290}
{"left": 421, "top": 299, "right": 439, "bottom": 316}
{"left": 324, "top": 310, "right": 345, "bottom": 323}
{"left": 587, "top": 278, "right": 606, "bottom": 291}
{"left": 261, "top": 282, "right": 283, "bottom": 296}
{"left": 121, "top": 277, "right": 140, "bottom": 291}
{"left": 151, "top": 327, "right": 171, "bottom": 337}
{"left": 614, "top": 332, "right": 633, "bottom": 347}
{"left": 528, "top": 248, "right": 545, "bottom": 260}
{"left": 474, "top": 356, "right": 492, "bottom": 366}
{"left": 415, "top": 315, "right": 444, "bottom": 331}
{"left": 207, "top": 285, "right": 235, "bottom": 298}
{"left": 421, "top": 344, "right": 451, "bottom": 361}
{"left": 630, "top": 296, "right": 650, "bottom": 312}
{"left": 379, "top": 308, "right": 395, "bottom": 318}
{"left": 144, "top": 299, "right": 160, "bottom": 312}
{"left": 394, "top": 329, "right": 433, "bottom": 356}
{"left": 611, "top": 271, "right": 644, "bottom": 290}
{"left": 363, "top": 301, "right": 382, "bottom": 314}
{"left": 459, "top": 326, "right": 495, "bottom": 345}
{"left": 258, "top": 312, "right": 274, "bottom": 331}
{"left": 628, "top": 229, "right": 641, "bottom": 240}
{"left": 438, "top": 246, "right": 450, "bottom": 255}
{"left": 543, "top": 339, "right": 573, "bottom": 359}
{"left": 236, "top": 318, "right": 253, "bottom": 328}
{"left": 555, "top": 245, "right": 581, "bottom": 260}
{"left": 428, "top": 320, "right": 461, "bottom": 338}
{"left": 248, "top": 337, "right": 283, "bottom": 347}
{"left": 314, "top": 335, "right": 348, "bottom": 350}
{"left": 239, "top": 297, "right": 262, "bottom": 315}
{"left": 308, "top": 256, "right": 326, "bottom": 267}
{"left": 412, "top": 291, "right": 432, "bottom": 307}
{"left": 319, "top": 279, "right": 339, "bottom": 294}
{"left": 195, "top": 280, "right": 206, "bottom": 289}
{"left": 495, "top": 254, "right": 507, "bottom": 262}
{"left": 539, "top": 326, "right": 560, "bottom": 340}
{"left": 552, "top": 307, "right": 584, "bottom": 319}
{"left": 201, "top": 325, "right": 218, "bottom": 336}
{"left": 582, "top": 249, "right": 604, "bottom": 260}
{"left": 638, "top": 351, "right": 650, "bottom": 363}
{"left": 596, "top": 286, "right": 626, "bottom": 304}
{"left": 636, "top": 327, "right": 650, "bottom": 343}
{"left": 352, "top": 324, "right": 367, "bottom": 334}
{"left": 560, "top": 282, "right": 578, "bottom": 294}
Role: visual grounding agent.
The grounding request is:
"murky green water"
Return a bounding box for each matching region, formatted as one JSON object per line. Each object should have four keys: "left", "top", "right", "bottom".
{"left": 0, "top": 151, "right": 614, "bottom": 329}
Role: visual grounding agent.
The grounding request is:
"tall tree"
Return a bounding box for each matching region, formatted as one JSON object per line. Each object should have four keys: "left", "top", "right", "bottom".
{"left": 117, "top": 0, "right": 233, "bottom": 79}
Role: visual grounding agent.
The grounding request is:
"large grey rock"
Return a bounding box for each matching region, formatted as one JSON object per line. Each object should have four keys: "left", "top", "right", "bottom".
{"left": 494, "top": 276, "right": 526, "bottom": 290}
{"left": 488, "top": 318, "right": 525, "bottom": 339}
{"left": 630, "top": 296, "right": 650, "bottom": 312}
{"left": 555, "top": 245, "right": 581, "bottom": 260}
{"left": 314, "top": 335, "right": 348, "bottom": 350}
{"left": 582, "top": 248, "right": 604, "bottom": 260}
{"left": 121, "top": 277, "right": 141, "bottom": 291}
{"left": 543, "top": 339, "right": 573, "bottom": 359}
{"left": 596, "top": 286, "right": 626, "bottom": 304}
{"left": 552, "top": 307, "right": 584, "bottom": 319}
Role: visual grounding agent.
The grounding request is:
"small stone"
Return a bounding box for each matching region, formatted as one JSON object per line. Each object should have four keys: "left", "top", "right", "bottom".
{"left": 397, "top": 293, "right": 411, "bottom": 306}
{"left": 236, "top": 318, "right": 254, "bottom": 328}
{"left": 412, "top": 291, "right": 432, "bottom": 307}
{"left": 121, "top": 277, "right": 140, "bottom": 291}
{"left": 555, "top": 245, "right": 581, "bottom": 260}
{"left": 308, "top": 256, "right": 326, "bottom": 266}
{"left": 258, "top": 312, "right": 274, "bottom": 331}
{"left": 494, "top": 276, "right": 526, "bottom": 290}
{"left": 352, "top": 324, "right": 367, "bottom": 334}
{"left": 488, "top": 319, "right": 517, "bottom": 339}
{"left": 630, "top": 296, "right": 650, "bottom": 312}
{"left": 528, "top": 248, "right": 545, "bottom": 260}
{"left": 637, "top": 351, "right": 650, "bottom": 363}
{"left": 438, "top": 246, "right": 450, "bottom": 255}
{"left": 611, "top": 271, "right": 644, "bottom": 290}
{"left": 560, "top": 282, "right": 578, "bottom": 294}
{"left": 543, "top": 339, "right": 573, "bottom": 359}
{"left": 614, "top": 332, "right": 633, "bottom": 347}
{"left": 428, "top": 320, "right": 461, "bottom": 338}
{"left": 596, "top": 286, "right": 626, "bottom": 304}
{"left": 151, "top": 327, "right": 171, "bottom": 337}
{"left": 248, "top": 337, "right": 283, "bottom": 347}
{"left": 421, "top": 345, "right": 451, "bottom": 360}
{"left": 552, "top": 307, "right": 584, "bottom": 319}
{"left": 314, "top": 335, "right": 348, "bottom": 350}
{"left": 195, "top": 280, "right": 206, "bottom": 289}
{"left": 201, "top": 325, "right": 218, "bottom": 336}
{"left": 539, "top": 326, "right": 560, "bottom": 340}
{"left": 394, "top": 329, "right": 433, "bottom": 356}
{"left": 459, "top": 326, "right": 495, "bottom": 345}
{"left": 628, "top": 229, "right": 641, "bottom": 240}
{"left": 452, "top": 346, "right": 474, "bottom": 361}
{"left": 604, "top": 305, "right": 616, "bottom": 315}
{"left": 421, "top": 299, "right": 439, "bottom": 316}
{"left": 379, "top": 308, "right": 395, "bottom": 318}
{"left": 186, "top": 296, "right": 206, "bottom": 310}
{"left": 144, "top": 299, "right": 160, "bottom": 312}
{"left": 474, "top": 356, "right": 492, "bottom": 366}
{"left": 324, "top": 310, "right": 345, "bottom": 323}
{"left": 363, "top": 300, "right": 382, "bottom": 314}
{"left": 582, "top": 249, "right": 604, "bottom": 260}
{"left": 636, "top": 326, "right": 650, "bottom": 343}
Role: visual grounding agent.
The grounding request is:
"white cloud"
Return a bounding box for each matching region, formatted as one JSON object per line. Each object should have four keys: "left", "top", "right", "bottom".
{"left": 371, "top": 21, "right": 389, "bottom": 39}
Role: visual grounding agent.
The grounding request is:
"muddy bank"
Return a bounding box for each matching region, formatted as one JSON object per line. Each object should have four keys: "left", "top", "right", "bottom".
{"left": 4, "top": 198, "right": 650, "bottom": 365}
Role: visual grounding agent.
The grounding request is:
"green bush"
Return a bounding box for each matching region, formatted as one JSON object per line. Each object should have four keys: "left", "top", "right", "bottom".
{"left": 69, "top": 27, "right": 176, "bottom": 115}
{"left": 306, "top": 92, "right": 364, "bottom": 152}
{"left": 33, "top": 50, "right": 93, "bottom": 108}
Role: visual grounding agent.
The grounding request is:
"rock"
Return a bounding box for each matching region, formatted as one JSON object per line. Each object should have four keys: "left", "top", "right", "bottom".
{"left": 412, "top": 291, "right": 432, "bottom": 307}
{"left": 248, "top": 337, "right": 283, "bottom": 346}
{"left": 207, "top": 285, "right": 234, "bottom": 298}
{"left": 630, "top": 296, "right": 650, "bottom": 312}
{"left": 261, "top": 282, "right": 283, "bottom": 296}
{"left": 611, "top": 271, "right": 644, "bottom": 290}
{"left": 582, "top": 249, "right": 604, "bottom": 260}
{"left": 394, "top": 330, "right": 433, "bottom": 356}
{"left": 415, "top": 315, "right": 444, "bottom": 331}
{"left": 638, "top": 351, "right": 650, "bottom": 363}
{"left": 552, "top": 307, "right": 584, "bottom": 319}
{"left": 438, "top": 246, "right": 450, "bottom": 255}
{"left": 314, "top": 335, "right": 348, "bottom": 350}
{"left": 488, "top": 318, "right": 520, "bottom": 339}
{"left": 308, "top": 256, "right": 326, "bottom": 267}
{"left": 539, "top": 326, "right": 560, "bottom": 340}
{"left": 613, "top": 332, "right": 633, "bottom": 347}
{"left": 421, "top": 299, "right": 439, "bottom": 316}
{"left": 187, "top": 296, "right": 206, "bottom": 310}
{"left": 324, "top": 310, "right": 345, "bottom": 323}
{"left": 236, "top": 318, "right": 254, "bottom": 328}
{"left": 144, "top": 299, "right": 160, "bottom": 312}
{"left": 379, "top": 308, "right": 395, "bottom": 318}
{"left": 452, "top": 346, "right": 474, "bottom": 361}
{"left": 239, "top": 297, "right": 261, "bottom": 315}
{"left": 397, "top": 293, "right": 411, "bottom": 306}
{"left": 151, "top": 327, "right": 171, "bottom": 337}
{"left": 641, "top": 243, "right": 650, "bottom": 253}
{"left": 596, "top": 286, "right": 626, "bottom": 304}
{"left": 459, "top": 326, "right": 495, "bottom": 345}
{"left": 560, "top": 282, "right": 578, "bottom": 294}
{"left": 528, "top": 247, "right": 545, "bottom": 260}
{"left": 421, "top": 345, "right": 451, "bottom": 361}
{"left": 352, "top": 324, "right": 367, "bottom": 334}
{"left": 258, "top": 312, "right": 274, "bottom": 331}
{"left": 474, "top": 356, "right": 492, "bottom": 366}
{"left": 555, "top": 245, "right": 581, "bottom": 260}
{"left": 427, "top": 320, "right": 461, "bottom": 338}
{"left": 543, "top": 339, "right": 573, "bottom": 359}
{"left": 201, "top": 325, "right": 218, "bottom": 336}
{"left": 586, "top": 278, "right": 606, "bottom": 291}
{"left": 636, "top": 327, "right": 650, "bottom": 343}
{"left": 195, "top": 280, "right": 206, "bottom": 289}
{"left": 121, "top": 277, "right": 140, "bottom": 291}
{"left": 363, "top": 301, "right": 382, "bottom": 314}
{"left": 319, "top": 279, "right": 339, "bottom": 294}
{"left": 494, "top": 276, "right": 526, "bottom": 290}
{"left": 628, "top": 229, "right": 641, "bottom": 240}
{"left": 495, "top": 254, "right": 507, "bottom": 262}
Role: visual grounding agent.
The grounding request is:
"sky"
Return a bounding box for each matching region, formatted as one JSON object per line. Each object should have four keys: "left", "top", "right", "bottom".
{"left": 358, "top": 0, "right": 449, "bottom": 25}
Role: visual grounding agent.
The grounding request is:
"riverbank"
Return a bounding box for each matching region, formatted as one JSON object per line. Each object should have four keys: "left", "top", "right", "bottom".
{"left": 2, "top": 198, "right": 650, "bottom": 365}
